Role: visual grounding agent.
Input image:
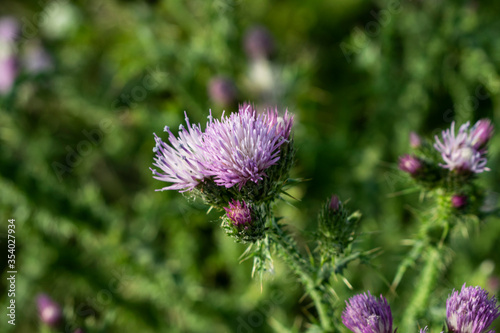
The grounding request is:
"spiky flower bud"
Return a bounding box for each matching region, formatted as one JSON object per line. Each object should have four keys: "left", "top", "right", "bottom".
{"left": 318, "top": 195, "right": 359, "bottom": 256}
{"left": 399, "top": 154, "right": 422, "bottom": 176}
{"left": 446, "top": 283, "right": 500, "bottom": 333}
{"left": 221, "top": 200, "right": 266, "bottom": 243}
{"left": 37, "top": 294, "right": 62, "bottom": 327}
{"left": 342, "top": 292, "right": 394, "bottom": 333}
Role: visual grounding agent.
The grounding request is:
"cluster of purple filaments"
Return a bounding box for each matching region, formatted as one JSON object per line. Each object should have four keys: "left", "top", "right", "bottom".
{"left": 151, "top": 104, "right": 293, "bottom": 192}
{"left": 342, "top": 292, "right": 394, "bottom": 333}
{"left": 446, "top": 284, "right": 500, "bottom": 333}
{"left": 224, "top": 200, "right": 252, "bottom": 228}
{"left": 434, "top": 120, "right": 494, "bottom": 174}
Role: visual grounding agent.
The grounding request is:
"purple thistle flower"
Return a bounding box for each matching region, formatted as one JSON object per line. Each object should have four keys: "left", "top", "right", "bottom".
{"left": 150, "top": 112, "right": 208, "bottom": 192}
{"left": 446, "top": 283, "right": 500, "bottom": 333}
{"left": 208, "top": 76, "right": 237, "bottom": 106}
{"left": 0, "top": 17, "right": 19, "bottom": 41}
{"left": 244, "top": 25, "right": 275, "bottom": 59}
{"left": 37, "top": 294, "right": 62, "bottom": 326}
{"left": 201, "top": 103, "right": 293, "bottom": 189}
{"left": 224, "top": 200, "right": 252, "bottom": 228}
{"left": 451, "top": 195, "right": 468, "bottom": 209}
{"left": 434, "top": 121, "right": 492, "bottom": 174}
{"left": 342, "top": 292, "right": 393, "bottom": 333}
{"left": 0, "top": 56, "right": 17, "bottom": 95}
{"left": 399, "top": 154, "right": 422, "bottom": 176}
{"left": 420, "top": 327, "right": 428, "bottom": 333}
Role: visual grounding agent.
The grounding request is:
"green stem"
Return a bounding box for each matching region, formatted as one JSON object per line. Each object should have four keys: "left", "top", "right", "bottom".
{"left": 399, "top": 246, "right": 441, "bottom": 332}
{"left": 269, "top": 219, "right": 334, "bottom": 332}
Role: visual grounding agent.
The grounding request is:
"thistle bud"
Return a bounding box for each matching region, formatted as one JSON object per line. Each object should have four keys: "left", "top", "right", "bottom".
{"left": 399, "top": 154, "right": 422, "bottom": 176}
{"left": 221, "top": 200, "right": 266, "bottom": 243}
{"left": 318, "top": 195, "right": 359, "bottom": 256}
{"left": 451, "top": 194, "right": 467, "bottom": 209}
{"left": 37, "top": 294, "right": 62, "bottom": 327}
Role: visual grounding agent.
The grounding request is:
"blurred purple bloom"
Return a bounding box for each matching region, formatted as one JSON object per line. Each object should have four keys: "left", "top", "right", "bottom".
{"left": 224, "top": 200, "right": 252, "bottom": 228}
{"left": 244, "top": 25, "right": 275, "bottom": 59}
{"left": 201, "top": 103, "right": 293, "bottom": 189}
{"left": 342, "top": 292, "right": 393, "bottom": 333}
{"left": 451, "top": 195, "right": 468, "bottom": 209}
{"left": 410, "top": 131, "right": 422, "bottom": 148}
{"left": 0, "top": 56, "right": 17, "bottom": 94}
{"left": 420, "top": 327, "right": 428, "bottom": 333}
{"left": 434, "top": 121, "right": 493, "bottom": 173}
{"left": 208, "top": 76, "right": 237, "bottom": 105}
{"left": 24, "top": 41, "right": 53, "bottom": 73}
{"left": 150, "top": 112, "right": 208, "bottom": 192}
{"left": 399, "top": 154, "right": 422, "bottom": 176}
{"left": 446, "top": 283, "right": 500, "bottom": 333}
{"left": 37, "top": 294, "right": 62, "bottom": 326}
{"left": 0, "top": 17, "right": 19, "bottom": 41}
{"left": 0, "top": 17, "right": 19, "bottom": 95}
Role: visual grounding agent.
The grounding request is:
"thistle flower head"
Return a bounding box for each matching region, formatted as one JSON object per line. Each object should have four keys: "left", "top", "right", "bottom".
{"left": 37, "top": 294, "right": 62, "bottom": 326}
{"left": 224, "top": 200, "right": 252, "bottom": 228}
{"left": 342, "top": 292, "right": 394, "bottom": 333}
{"left": 434, "top": 121, "right": 493, "bottom": 174}
{"left": 150, "top": 112, "right": 208, "bottom": 192}
{"left": 201, "top": 103, "right": 293, "bottom": 189}
{"left": 399, "top": 154, "right": 422, "bottom": 176}
{"left": 446, "top": 284, "right": 500, "bottom": 333}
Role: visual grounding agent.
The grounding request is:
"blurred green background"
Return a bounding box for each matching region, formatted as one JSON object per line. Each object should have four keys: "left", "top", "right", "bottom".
{"left": 1, "top": 0, "right": 500, "bottom": 332}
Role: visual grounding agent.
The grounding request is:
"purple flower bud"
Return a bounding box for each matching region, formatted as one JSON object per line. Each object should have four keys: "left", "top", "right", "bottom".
{"left": 329, "top": 195, "right": 340, "bottom": 211}
{"left": 74, "top": 329, "right": 85, "bottom": 333}
{"left": 243, "top": 25, "right": 275, "bottom": 59}
{"left": 446, "top": 284, "right": 500, "bottom": 333}
{"left": 410, "top": 132, "right": 422, "bottom": 148}
{"left": 342, "top": 292, "right": 393, "bottom": 333}
{"left": 224, "top": 200, "right": 252, "bottom": 228}
{"left": 470, "top": 119, "right": 494, "bottom": 150}
{"left": 37, "top": 294, "right": 62, "bottom": 326}
{"left": 399, "top": 154, "right": 422, "bottom": 176}
{"left": 451, "top": 195, "right": 468, "bottom": 209}
{"left": 208, "top": 77, "right": 237, "bottom": 106}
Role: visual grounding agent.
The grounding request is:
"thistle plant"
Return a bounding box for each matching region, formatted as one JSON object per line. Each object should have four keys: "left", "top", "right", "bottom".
{"left": 151, "top": 108, "right": 497, "bottom": 332}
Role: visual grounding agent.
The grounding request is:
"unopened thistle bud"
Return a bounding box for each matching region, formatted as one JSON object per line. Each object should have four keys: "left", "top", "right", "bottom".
{"left": 221, "top": 200, "right": 266, "bottom": 243}
{"left": 318, "top": 195, "right": 359, "bottom": 256}
{"left": 243, "top": 25, "right": 275, "bottom": 59}
{"left": 451, "top": 194, "right": 468, "bottom": 209}
{"left": 37, "top": 294, "right": 62, "bottom": 327}
{"left": 399, "top": 154, "right": 422, "bottom": 176}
